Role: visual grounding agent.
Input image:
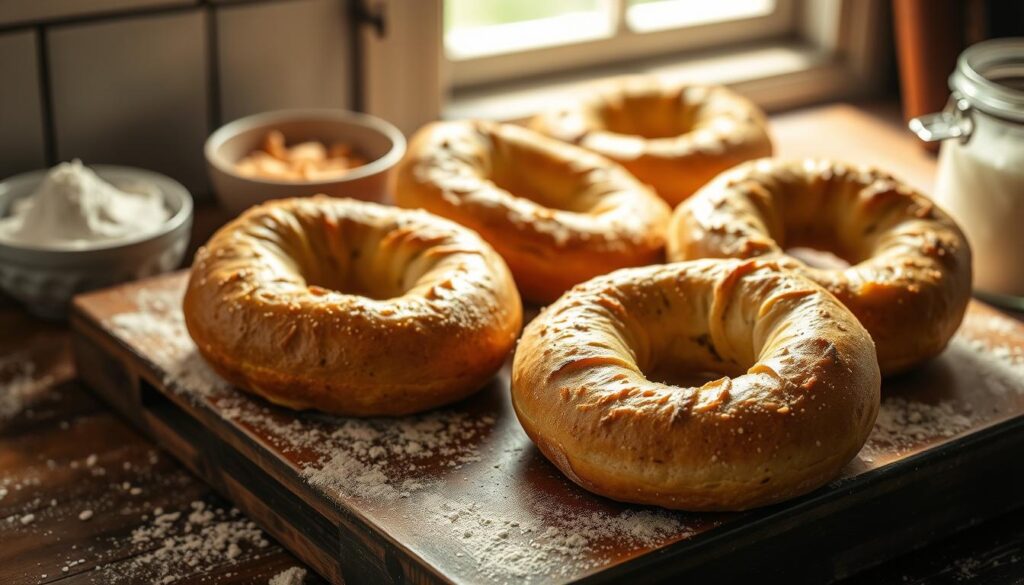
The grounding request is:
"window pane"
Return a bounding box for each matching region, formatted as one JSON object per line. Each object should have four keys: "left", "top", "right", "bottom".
{"left": 445, "top": 0, "right": 612, "bottom": 60}
{"left": 627, "top": 0, "right": 776, "bottom": 33}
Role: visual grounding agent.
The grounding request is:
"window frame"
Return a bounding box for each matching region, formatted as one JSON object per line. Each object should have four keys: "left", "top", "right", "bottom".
{"left": 356, "top": 0, "right": 890, "bottom": 135}
{"left": 446, "top": 0, "right": 798, "bottom": 89}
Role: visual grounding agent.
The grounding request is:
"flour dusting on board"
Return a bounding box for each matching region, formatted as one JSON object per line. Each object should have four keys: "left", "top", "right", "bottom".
{"left": 866, "top": 398, "right": 979, "bottom": 454}
{"left": 430, "top": 497, "right": 694, "bottom": 581}
{"left": 302, "top": 412, "right": 493, "bottom": 499}
{"left": 107, "top": 283, "right": 496, "bottom": 500}
{"left": 108, "top": 285, "right": 230, "bottom": 398}
{"left": 105, "top": 284, "right": 1024, "bottom": 582}
{"left": 105, "top": 282, "right": 697, "bottom": 580}
{"left": 860, "top": 326, "right": 1024, "bottom": 459}
{"left": 961, "top": 331, "right": 1024, "bottom": 393}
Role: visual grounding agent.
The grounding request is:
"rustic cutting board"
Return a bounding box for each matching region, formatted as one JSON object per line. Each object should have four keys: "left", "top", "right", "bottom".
{"left": 70, "top": 271, "right": 1024, "bottom": 584}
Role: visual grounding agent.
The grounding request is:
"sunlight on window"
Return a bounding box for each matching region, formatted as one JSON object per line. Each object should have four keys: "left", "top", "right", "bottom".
{"left": 444, "top": 0, "right": 779, "bottom": 61}
{"left": 445, "top": 0, "right": 611, "bottom": 60}
{"left": 627, "top": 0, "right": 776, "bottom": 33}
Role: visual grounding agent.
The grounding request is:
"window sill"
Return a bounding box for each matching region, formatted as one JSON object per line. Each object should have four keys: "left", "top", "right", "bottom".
{"left": 444, "top": 40, "right": 869, "bottom": 122}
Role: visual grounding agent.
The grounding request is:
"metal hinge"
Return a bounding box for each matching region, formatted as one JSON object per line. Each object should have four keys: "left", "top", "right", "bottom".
{"left": 353, "top": 0, "right": 386, "bottom": 38}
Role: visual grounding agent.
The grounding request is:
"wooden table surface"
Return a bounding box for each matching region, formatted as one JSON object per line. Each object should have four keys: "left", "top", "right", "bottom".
{"left": 2, "top": 102, "right": 1023, "bottom": 585}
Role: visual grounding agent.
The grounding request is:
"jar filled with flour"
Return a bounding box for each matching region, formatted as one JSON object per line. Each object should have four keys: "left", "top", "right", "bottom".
{"left": 911, "top": 38, "right": 1024, "bottom": 310}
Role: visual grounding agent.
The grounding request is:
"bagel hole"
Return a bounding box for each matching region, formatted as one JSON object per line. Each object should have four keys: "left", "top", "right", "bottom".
{"left": 785, "top": 246, "right": 852, "bottom": 270}
{"left": 291, "top": 231, "right": 416, "bottom": 301}
{"left": 643, "top": 353, "right": 743, "bottom": 388}
{"left": 637, "top": 329, "right": 747, "bottom": 389}
{"left": 597, "top": 95, "right": 700, "bottom": 139}
{"left": 489, "top": 164, "right": 598, "bottom": 213}
{"left": 302, "top": 270, "right": 398, "bottom": 300}
{"left": 646, "top": 366, "right": 733, "bottom": 388}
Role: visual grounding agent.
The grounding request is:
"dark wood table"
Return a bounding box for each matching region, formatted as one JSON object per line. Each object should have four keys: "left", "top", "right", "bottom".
{"left": 3, "top": 103, "right": 1023, "bottom": 584}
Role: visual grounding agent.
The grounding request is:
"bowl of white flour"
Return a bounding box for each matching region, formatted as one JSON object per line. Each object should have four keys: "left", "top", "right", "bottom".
{"left": 0, "top": 161, "right": 193, "bottom": 319}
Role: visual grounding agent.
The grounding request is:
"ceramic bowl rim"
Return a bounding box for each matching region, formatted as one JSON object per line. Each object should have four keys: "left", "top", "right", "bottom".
{"left": 204, "top": 108, "right": 407, "bottom": 186}
{"left": 0, "top": 164, "right": 193, "bottom": 257}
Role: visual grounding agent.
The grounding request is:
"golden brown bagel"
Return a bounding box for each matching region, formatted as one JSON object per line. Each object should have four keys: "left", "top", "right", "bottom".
{"left": 184, "top": 196, "right": 522, "bottom": 416}
{"left": 512, "top": 259, "right": 880, "bottom": 511}
{"left": 668, "top": 159, "right": 972, "bottom": 375}
{"left": 530, "top": 76, "right": 773, "bottom": 206}
{"left": 392, "top": 120, "right": 672, "bottom": 304}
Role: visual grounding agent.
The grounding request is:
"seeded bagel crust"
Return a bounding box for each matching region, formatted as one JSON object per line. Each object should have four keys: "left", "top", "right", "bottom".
{"left": 393, "top": 120, "right": 671, "bottom": 303}
{"left": 184, "top": 196, "right": 522, "bottom": 416}
{"left": 531, "top": 75, "right": 773, "bottom": 206}
{"left": 512, "top": 259, "right": 880, "bottom": 511}
{"left": 668, "top": 159, "right": 972, "bottom": 374}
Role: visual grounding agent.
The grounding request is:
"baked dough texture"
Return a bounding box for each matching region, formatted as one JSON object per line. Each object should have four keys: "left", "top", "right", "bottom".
{"left": 530, "top": 75, "right": 773, "bottom": 206}
{"left": 392, "top": 120, "right": 672, "bottom": 303}
{"left": 512, "top": 259, "right": 880, "bottom": 511}
{"left": 668, "top": 159, "right": 972, "bottom": 375}
{"left": 184, "top": 196, "right": 522, "bottom": 416}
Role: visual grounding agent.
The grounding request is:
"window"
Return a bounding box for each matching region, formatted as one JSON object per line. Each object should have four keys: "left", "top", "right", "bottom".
{"left": 444, "top": 0, "right": 795, "bottom": 88}
{"left": 358, "top": 0, "right": 888, "bottom": 134}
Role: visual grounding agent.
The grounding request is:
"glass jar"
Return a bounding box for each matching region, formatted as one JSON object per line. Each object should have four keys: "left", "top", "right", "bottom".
{"left": 910, "top": 38, "right": 1024, "bottom": 310}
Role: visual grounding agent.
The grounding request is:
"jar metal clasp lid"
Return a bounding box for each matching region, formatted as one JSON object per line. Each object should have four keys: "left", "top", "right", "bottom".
{"left": 909, "top": 95, "right": 974, "bottom": 143}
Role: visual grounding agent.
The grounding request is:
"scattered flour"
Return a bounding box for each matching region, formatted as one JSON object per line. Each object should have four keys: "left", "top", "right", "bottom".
{"left": 103, "top": 284, "right": 696, "bottom": 582}
{"left": 6, "top": 444, "right": 269, "bottom": 583}
{"left": 0, "top": 353, "right": 54, "bottom": 420}
{"left": 107, "top": 286, "right": 229, "bottom": 399}
{"left": 866, "top": 397, "right": 979, "bottom": 455}
{"left": 859, "top": 325, "right": 1024, "bottom": 459}
{"left": 952, "top": 557, "right": 983, "bottom": 581}
{"left": 101, "top": 285, "right": 1024, "bottom": 582}
{"left": 269, "top": 566, "right": 307, "bottom": 585}
{"left": 106, "top": 282, "right": 497, "bottom": 503}
{"left": 99, "top": 500, "right": 270, "bottom": 584}
{"left": 432, "top": 498, "right": 693, "bottom": 582}
{"left": 958, "top": 334, "right": 1024, "bottom": 395}
{"left": 971, "top": 312, "right": 1024, "bottom": 337}
{"left": 301, "top": 412, "right": 494, "bottom": 500}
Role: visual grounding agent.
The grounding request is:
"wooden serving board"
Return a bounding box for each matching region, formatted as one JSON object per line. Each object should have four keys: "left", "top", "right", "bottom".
{"left": 70, "top": 271, "right": 1024, "bottom": 584}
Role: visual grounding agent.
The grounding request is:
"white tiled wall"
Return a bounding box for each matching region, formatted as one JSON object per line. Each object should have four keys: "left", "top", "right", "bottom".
{"left": 0, "top": 0, "right": 355, "bottom": 198}
{"left": 0, "top": 31, "right": 47, "bottom": 178}
{"left": 217, "top": 0, "right": 352, "bottom": 123}
{"left": 0, "top": 0, "right": 196, "bottom": 28}
{"left": 49, "top": 10, "right": 211, "bottom": 192}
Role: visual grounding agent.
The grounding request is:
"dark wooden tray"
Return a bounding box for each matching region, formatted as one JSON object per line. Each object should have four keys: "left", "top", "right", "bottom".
{"left": 70, "top": 271, "right": 1024, "bottom": 584}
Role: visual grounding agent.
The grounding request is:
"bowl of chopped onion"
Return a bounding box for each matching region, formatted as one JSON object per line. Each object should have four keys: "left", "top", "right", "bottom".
{"left": 205, "top": 109, "right": 406, "bottom": 216}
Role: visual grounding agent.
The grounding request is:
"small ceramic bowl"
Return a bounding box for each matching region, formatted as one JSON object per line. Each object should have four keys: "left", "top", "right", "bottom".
{"left": 0, "top": 165, "right": 193, "bottom": 319}
{"left": 205, "top": 108, "right": 406, "bottom": 216}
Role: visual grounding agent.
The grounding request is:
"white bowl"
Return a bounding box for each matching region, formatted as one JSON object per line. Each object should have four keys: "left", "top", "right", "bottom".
{"left": 205, "top": 108, "right": 406, "bottom": 216}
{"left": 0, "top": 165, "right": 193, "bottom": 319}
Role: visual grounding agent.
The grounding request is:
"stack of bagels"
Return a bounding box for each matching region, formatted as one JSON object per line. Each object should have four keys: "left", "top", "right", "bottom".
{"left": 185, "top": 75, "right": 972, "bottom": 512}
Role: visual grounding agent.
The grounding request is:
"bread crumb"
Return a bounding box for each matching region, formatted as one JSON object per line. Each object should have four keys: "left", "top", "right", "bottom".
{"left": 0, "top": 354, "right": 55, "bottom": 420}
{"left": 78, "top": 510, "right": 94, "bottom": 521}
{"left": 269, "top": 566, "right": 307, "bottom": 585}
{"left": 98, "top": 500, "right": 269, "bottom": 584}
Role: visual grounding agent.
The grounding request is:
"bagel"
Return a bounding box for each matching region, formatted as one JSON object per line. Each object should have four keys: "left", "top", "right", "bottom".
{"left": 183, "top": 196, "right": 522, "bottom": 416}
{"left": 668, "top": 159, "right": 972, "bottom": 375}
{"left": 392, "top": 120, "right": 672, "bottom": 304}
{"left": 512, "top": 259, "right": 880, "bottom": 511}
{"left": 530, "top": 76, "right": 773, "bottom": 206}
